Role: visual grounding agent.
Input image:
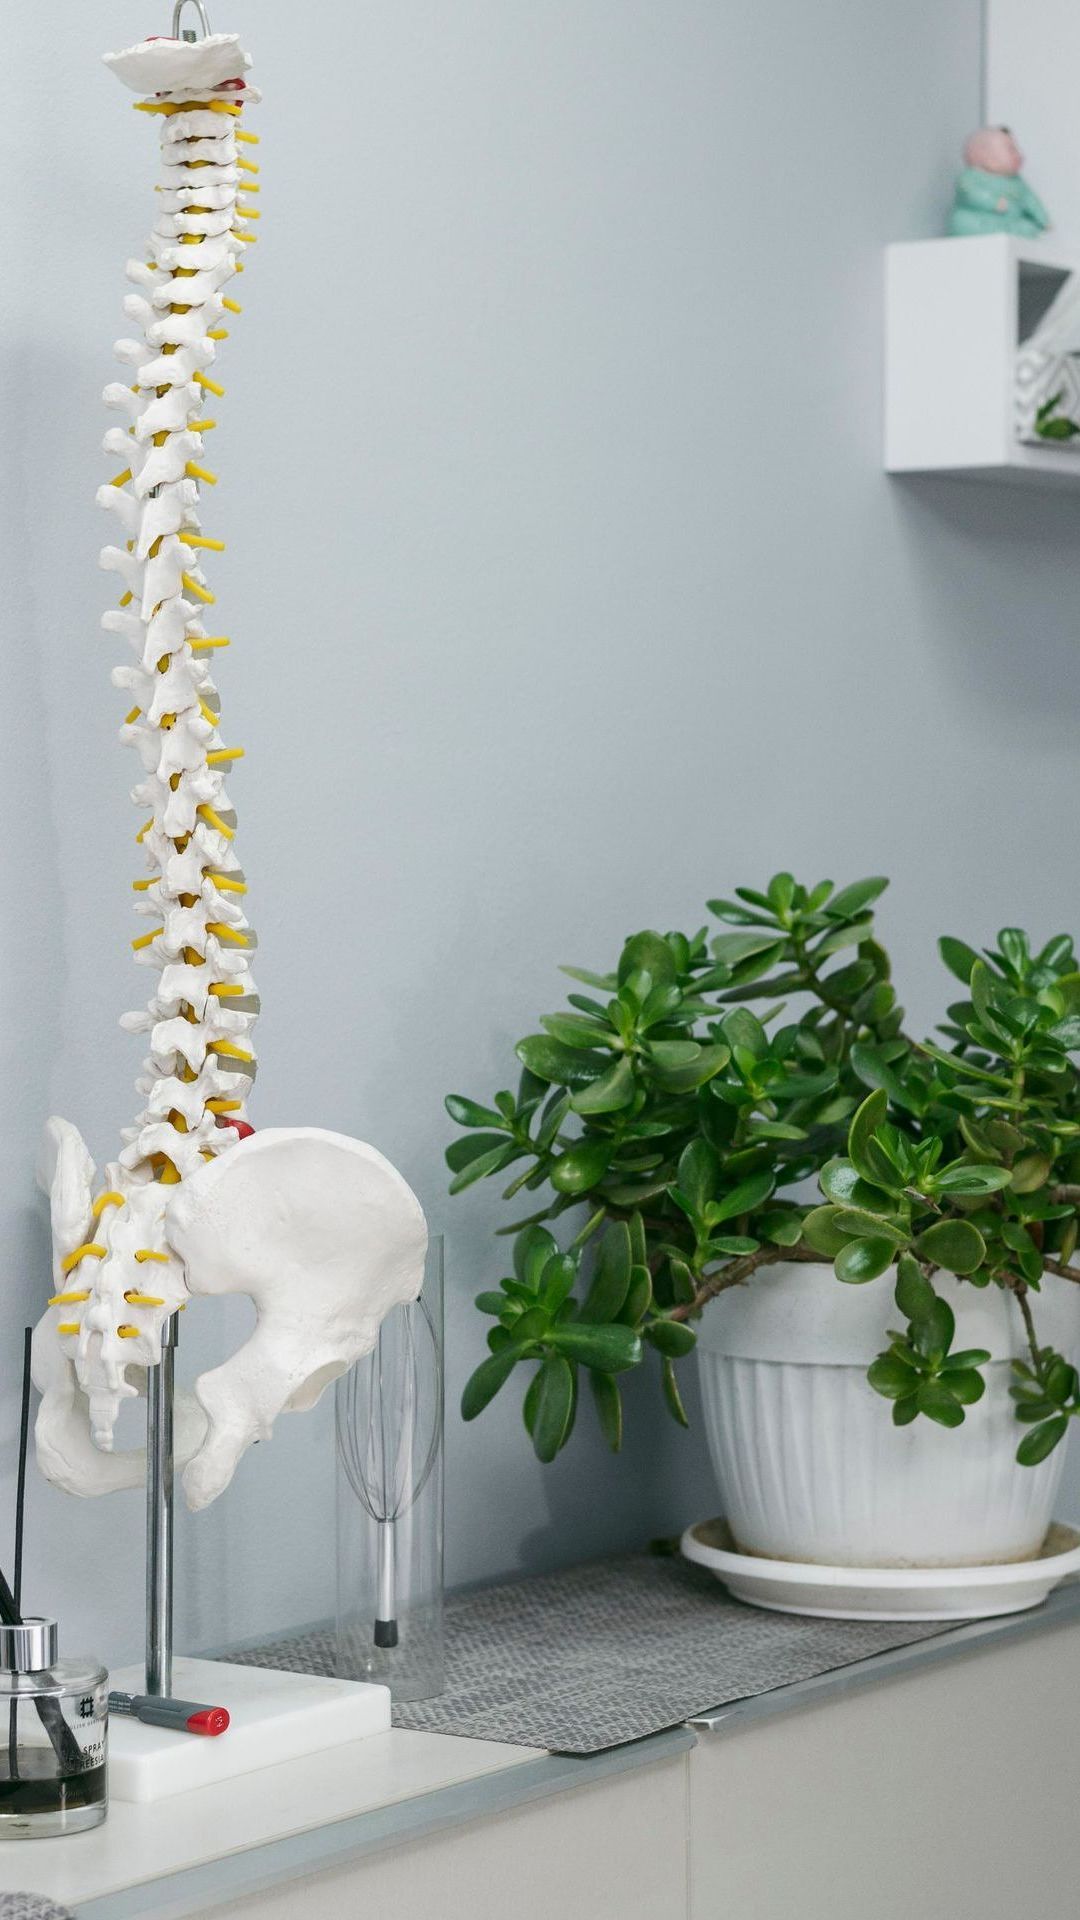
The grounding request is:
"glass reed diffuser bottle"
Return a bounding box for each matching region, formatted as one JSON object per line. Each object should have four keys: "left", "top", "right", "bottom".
{"left": 0, "top": 1619, "right": 108, "bottom": 1837}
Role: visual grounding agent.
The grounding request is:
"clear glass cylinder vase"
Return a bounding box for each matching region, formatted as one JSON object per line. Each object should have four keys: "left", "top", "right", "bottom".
{"left": 335, "top": 1235, "right": 444, "bottom": 1702}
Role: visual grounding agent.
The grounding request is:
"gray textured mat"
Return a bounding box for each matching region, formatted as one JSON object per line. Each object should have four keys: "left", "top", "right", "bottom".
{"left": 231, "top": 1549, "right": 957, "bottom": 1754}
{"left": 0, "top": 1901, "right": 75, "bottom": 1920}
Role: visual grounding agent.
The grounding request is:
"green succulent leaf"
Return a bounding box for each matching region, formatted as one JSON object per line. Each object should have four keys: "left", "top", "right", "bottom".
{"left": 848, "top": 1089, "right": 897, "bottom": 1189}
{"left": 820, "top": 1157, "right": 894, "bottom": 1211}
{"left": 618, "top": 931, "right": 678, "bottom": 989}
{"left": 448, "top": 1142, "right": 521, "bottom": 1194}
{"left": 677, "top": 1139, "right": 719, "bottom": 1219}
{"left": 474, "top": 1290, "right": 509, "bottom": 1316}
{"left": 826, "top": 877, "right": 889, "bottom": 921}
{"left": 445, "top": 1095, "right": 509, "bottom": 1130}
{"left": 710, "top": 1169, "right": 776, "bottom": 1224}
{"left": 660, "top": 1355, "right": 690, "bottom": 1427}
{"left": 645, "top": 1319, "right": 697, "bottom": 1358}
{"left": 932, "top": 1164, "right": 1013, "bottom": 1197}
{"left": 941, "top": 1367, "right": 985, "bottom": 1406}
{"left": 1016, "top": 1415, "right": 1069, "bottom": 1466}
{"left": 1010, "top": 1152, "right": 1053, "bottom": 1195}
{"left": 711, "top": 931, "right": 785, "bottom": 966}
{"left": 667, "top": 1257, "right": 697, "bottom": 1306}
{"left": 550, "top": 1141, "right": 613, "bottom": 1194}
{"left": 619, "top": 1264, "right": 654, "bottom": 1324}
{"left": 720, "top": 1008, "right": 769, "bottom": 1061}
{"left": 580, "top": 1222, "right": 632, "bottom": 1323}
{"left": 570, "top": 1056, "right": 636, "bottom": 1115}
{"left": 802, "top": 1205, "right": 857, "bottom": 1258}
{"left": 447, "top": 1132, "right": 511, "bottom": 1173}
{"left": 516, "top": 1035, "right": 610, "bottom": 1088}
{"left": 912, "top": 1296, "right": 956, "bottom": 1363}
{"left": 831, "top": 1207, "right": 909, "bottom": 1247}
{"left": 867, "top": 1354, "right": 920, "bottom": 1399}
{"left": 894, "top": 1252, "right": 937, "bottom": 1323}
{"left": 834, "top": 1237, "right": 895, "bottom": 1284}
{"left": 515, "top": 1226, "right": 559, "bottom": 1290}
{"left": 941, "top": 1348, "right": 991, "bottom": 1371}
{"left": 546, "top": 1324, "right": 643, "bottom": 1372}
{"left": 461, "top": 1343, "right": 529, "bottom": 1421}
{"left": 916, "top": 1382, "right": 966, "bottom": 1429}
{"left": 849, "top": 1044, "right": 924, "bottom": 1115}
{"left": 914, "top": 1219, "right": 986, "bottom": 1275}
{"left": 590, "top": 1371, "right": 623, "bottom": 1451}
{"left": 939, "top": 936, "right": 980, "bottom": 985}
{"left": 540, "top": 1252, "right": 579, "bottom": 1313}
{"left": 532, "top": 1356, "right": 576, "bottom": 1462}
{"left": 756, "top": 1209, "right": 805, "bottom": 1247}
{"left": 540, "top": 1013, "right": 617, "bottom": 1052}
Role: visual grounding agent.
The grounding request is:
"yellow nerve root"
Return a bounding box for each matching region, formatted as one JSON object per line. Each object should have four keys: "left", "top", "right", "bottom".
{"left": 61, "top": 1243, "right": 106, "bottom": 1274}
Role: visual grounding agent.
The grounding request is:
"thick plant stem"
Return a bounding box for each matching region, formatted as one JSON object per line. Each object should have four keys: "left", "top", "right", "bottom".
{"left": 1004, "top": 1274, "right": 1043, "bottom": 1379}
{"left": 1043, "top": 1257, "right": 1080, "bottom": 1285}
{"left": 670, "top": 1242, "right": 827, "bottom": 1323}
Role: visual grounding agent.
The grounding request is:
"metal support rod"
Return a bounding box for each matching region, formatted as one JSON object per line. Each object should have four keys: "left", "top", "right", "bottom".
{"left": 172, "top": 0, "right": 212, "bottom": 40}
{"left": 145, "top": 1313, "right": 177, "bottom": 1697}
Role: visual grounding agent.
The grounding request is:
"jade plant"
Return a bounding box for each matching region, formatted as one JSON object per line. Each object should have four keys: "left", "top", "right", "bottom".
{"left": 446, "top": 877, "right": 1080, "bottom": 1467}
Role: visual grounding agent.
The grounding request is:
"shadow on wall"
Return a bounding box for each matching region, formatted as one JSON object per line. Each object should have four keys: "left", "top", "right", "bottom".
{"left": 0, "top": 342, "right": 67, "bottom": 1347}
{"left": 513, "top": 1356, "right": 720, "bottom": 1578}
{"left": 890, "top": 475, "right": 1080, "bottom": 726}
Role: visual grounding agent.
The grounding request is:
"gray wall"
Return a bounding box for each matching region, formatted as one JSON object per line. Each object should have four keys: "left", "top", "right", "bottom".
{"left": 5, "top": 0, "right": 1078, "bottom": 1662}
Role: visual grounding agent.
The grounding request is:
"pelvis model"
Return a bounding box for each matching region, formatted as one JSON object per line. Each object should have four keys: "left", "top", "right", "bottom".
{"left": 33, "top": 23, "right": 426, "bottom": 1516}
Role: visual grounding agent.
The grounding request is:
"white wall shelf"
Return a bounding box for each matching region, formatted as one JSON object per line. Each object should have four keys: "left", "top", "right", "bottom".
{"left": 885, "top": 234, "right": 1080, "bottom": 488}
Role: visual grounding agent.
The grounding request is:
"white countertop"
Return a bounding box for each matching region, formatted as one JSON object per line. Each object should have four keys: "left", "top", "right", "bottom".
{"left": 5, "top": 1583, "right": 1079, "bottom": 1919}
{"left": 0, "top": 1726, "right": 542, "bottom": 1916}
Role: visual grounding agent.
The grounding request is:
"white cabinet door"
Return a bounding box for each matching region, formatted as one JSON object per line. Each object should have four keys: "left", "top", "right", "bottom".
{"left": 212, "top": 1750, "right": 690, "bottom": 1920}
{"left": 689, "top": 1621, "right": 1080, "bottom": 1920}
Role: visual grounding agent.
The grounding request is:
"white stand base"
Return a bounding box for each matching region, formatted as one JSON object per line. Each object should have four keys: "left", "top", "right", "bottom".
{"left": 108, "top": 1656, "right": 391, "bottom": 1802}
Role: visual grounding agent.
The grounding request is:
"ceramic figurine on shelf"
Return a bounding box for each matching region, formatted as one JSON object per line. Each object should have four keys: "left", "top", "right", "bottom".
{"left": 948, "top": 126, "right": 1050, "bottom": 238}
{"left": 33, "top": 20, "right": 428, "bottom": 1516}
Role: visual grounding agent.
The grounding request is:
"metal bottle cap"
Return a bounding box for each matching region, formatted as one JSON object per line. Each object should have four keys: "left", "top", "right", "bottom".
{"left": 0, "top": 1618, "right": 58, "bottom": 1673}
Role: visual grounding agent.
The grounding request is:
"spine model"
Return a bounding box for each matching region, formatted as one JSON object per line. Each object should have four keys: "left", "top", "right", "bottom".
{"left": 33, "top": 30, "right": 427, "bottom": 1518}
{"left": 42, "top": 32, "right": 262, "bottom": 1450}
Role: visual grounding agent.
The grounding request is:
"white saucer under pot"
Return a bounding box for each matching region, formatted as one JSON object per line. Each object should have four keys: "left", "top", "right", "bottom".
{"left": 695, "top": 1262, "right": 1080, "bottom": 1571}
{"left": 681, "top": 1518, "right": 1080, "bottom": 1621}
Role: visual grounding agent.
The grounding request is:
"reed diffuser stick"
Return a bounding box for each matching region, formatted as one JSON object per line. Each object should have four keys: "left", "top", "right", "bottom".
{"left": 14, "top": 1329, "right": 31, "bottom": 1612}
{"left": 6, "top": 1330, "right": 31, "bottom": 1780}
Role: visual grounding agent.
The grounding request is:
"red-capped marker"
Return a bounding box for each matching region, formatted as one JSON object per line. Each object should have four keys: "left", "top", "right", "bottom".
{"left": 187, "top": 1706, "right": 231, "bottom": 1737}
{"left": 109, "top": 1691, "right": 231, "bottom": 1737}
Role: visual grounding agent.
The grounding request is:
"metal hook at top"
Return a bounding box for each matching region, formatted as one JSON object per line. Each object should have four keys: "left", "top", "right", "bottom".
{"left": 172, "top": 0, "right": 212, "bottom": 41}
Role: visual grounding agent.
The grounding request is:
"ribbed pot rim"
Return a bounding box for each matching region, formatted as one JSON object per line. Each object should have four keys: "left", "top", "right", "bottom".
{"left": 694, "top": 1259, "right": 1080, "bottom": 1366}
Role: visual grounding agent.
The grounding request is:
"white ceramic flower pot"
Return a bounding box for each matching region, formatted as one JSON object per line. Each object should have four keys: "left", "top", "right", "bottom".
{"left": 696, "top": 1261, "right": 1080, "bottom": 1567}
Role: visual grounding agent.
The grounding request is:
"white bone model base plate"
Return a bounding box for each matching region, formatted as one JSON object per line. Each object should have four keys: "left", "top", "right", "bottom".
{"left": 108, "top": 1657, "right": 390, "bottom": 1802}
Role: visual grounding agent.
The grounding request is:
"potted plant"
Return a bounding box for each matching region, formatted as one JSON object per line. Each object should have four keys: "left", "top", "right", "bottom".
{"left": 446, "top": 876, "right": 1080, "bottom": 1568}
